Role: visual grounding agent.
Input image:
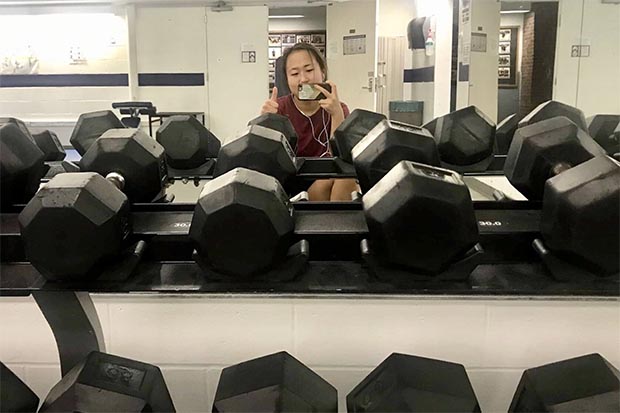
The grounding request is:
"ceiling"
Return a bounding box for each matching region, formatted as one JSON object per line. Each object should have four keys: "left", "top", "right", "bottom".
{"left": 0, "top": 0, "right": 346, "bottom": 6}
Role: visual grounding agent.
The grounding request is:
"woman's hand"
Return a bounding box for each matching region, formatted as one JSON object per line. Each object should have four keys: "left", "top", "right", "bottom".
{"left": 316, "top": 81, "right": 345, "bottom": 134}
{"left": 261, "top": 87, "right": 279, "bottom": 115}
{"left": 315, "top": 81, "right": 344, "bottom": 121}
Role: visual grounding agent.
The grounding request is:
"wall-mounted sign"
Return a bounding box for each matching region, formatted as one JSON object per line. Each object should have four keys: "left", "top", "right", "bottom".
{"left": 343, "top": 34, "right": 366, "bottom": 55}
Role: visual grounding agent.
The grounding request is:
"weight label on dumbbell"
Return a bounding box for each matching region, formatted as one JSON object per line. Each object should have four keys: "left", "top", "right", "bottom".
{"left": 173, "top": 222, "right": 190, "bottom": 229}
{"left": 479, "top": 221, "right": 502, "bottom": 227}
{"left": 98, "top": 362, "right": 146, "bottom": 389}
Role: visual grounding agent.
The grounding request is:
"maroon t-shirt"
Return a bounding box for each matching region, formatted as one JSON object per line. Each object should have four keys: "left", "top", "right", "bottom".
{"left": 277, "top": 94, "right": 350, "bottom": 157}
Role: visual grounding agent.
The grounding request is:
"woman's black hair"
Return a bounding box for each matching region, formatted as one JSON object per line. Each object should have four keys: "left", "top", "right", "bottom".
{"left": 280, "top": 42, "right": 328, "bottom": 81}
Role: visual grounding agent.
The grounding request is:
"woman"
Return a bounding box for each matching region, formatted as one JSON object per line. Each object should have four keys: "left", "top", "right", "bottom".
{"left": 260, "top": 43, "right": 358, "bottom": 201}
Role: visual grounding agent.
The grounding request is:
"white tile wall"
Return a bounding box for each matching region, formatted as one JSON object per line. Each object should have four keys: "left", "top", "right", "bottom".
{"left": 0, "top": 295, "right": 617, "bottom": 412}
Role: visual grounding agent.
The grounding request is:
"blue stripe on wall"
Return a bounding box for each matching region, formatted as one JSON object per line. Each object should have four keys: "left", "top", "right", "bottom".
{"left": 403, "top": 67, "right": 435, "bottom": 83}
{"left": 0, "top": 74, "right": 128, "bottom": 88}
{"left": 458, "top": 63, "right": 470, "bottom": 81}
{"left": 138, "top": 73, "right": 205, "bottom": 86}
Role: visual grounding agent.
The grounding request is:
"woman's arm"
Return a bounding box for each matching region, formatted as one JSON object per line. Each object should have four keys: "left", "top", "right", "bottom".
{"left": 315, "top": 81, "right": 345, "bottom": 135}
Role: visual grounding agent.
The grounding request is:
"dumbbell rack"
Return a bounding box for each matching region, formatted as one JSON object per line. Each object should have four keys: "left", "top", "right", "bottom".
{"left": 1, "top": 199, "right": 618, "bottom": 377}
{"left": 163, "top": 156, "right": 509, "bottom": 183}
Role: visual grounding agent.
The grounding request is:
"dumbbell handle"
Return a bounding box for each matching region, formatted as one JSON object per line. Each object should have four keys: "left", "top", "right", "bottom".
{"left": 551, "top": 162, "right": 572, "bottom": 177}
{"left": 105, "top": 172, "right": 125, "bottom": 191}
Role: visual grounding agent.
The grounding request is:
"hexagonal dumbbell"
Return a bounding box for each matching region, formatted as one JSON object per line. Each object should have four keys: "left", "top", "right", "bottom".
{"left": 248, "top": 113, "right": 299, "bottom": 152}
{"left": 519, "top": 100, "right": 588, "bottom": 131}
{"left": 541, "top": 156, "right": 619, "bottom": 275}
{"left": 39, "top": 351, "right": 175, "bottom": 412}
{"left": 80, "top": 128, "right": 168, "bottom": 203}
{"left": 0, "top": 123, "right": 47, "bottom": 209}
{"left": 190, "top": 168, "right": 295, "bottom": 278}
{"left": 0, "top": 117, "right": 35, "bottom": 143}
{"left": 587, "top": 114, "right": 620, "bottom": 156}
{"left": 495, "top": 113, "right": 521, "bottom": 155}
{"left": 504, "top": 116, "right": 606, "bottom": 200}
{"left": 509, "top": 353, "right": 620, "bottom": 412}
{"left": 19, "top": 172, "right": 131, "bottom": 281}
{"left": 214, "top": 124, "right": 297, "bottom": 189}
{"left": 347, "top": 353, "right": 480, "bottom": 412}
{"left": 351, "top": 119, "right": 440, "bottom": 193}
{"left": 213, "top": 351, "right": 337, "bottom": 412}
{"left": 423, "top": 106, "right": 496, "bottom": 171}
{"left": 330, "top": 109, "right": 386, "bottom": 162}
{"left": 156, "top": 115, "right": 220, "bottom": 169}
{"left": 32, "top": 129, "right": 66, "bottom": 161}
{"left": 363, "top": 161, "right": 479, "bottom": 274}
{"left": 1, "top": 362, "right": 39, "bottom": 413}
{"left": 70, "top": 110, "right": 125, "bottom": 155}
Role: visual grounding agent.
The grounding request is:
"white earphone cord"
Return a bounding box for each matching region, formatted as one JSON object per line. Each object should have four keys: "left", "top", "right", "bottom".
{"left": 293, "top": 98, "right": 331, "bottom": 157}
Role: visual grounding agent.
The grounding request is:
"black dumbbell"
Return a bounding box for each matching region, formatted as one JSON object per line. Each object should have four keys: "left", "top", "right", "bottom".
{"left": 347, "top": 353, "right": 480, "bottom": 412}
{"left": 190, "top": 167, "right": 300, "bottom": 279}
{"left": 423, "top": 106, "right": 496, "bottom": 172}
{"left": 19, "top": 172, "right": 131, "bottom": 281}
{"left": 0, "top": 123, "right": 47, "bottom": 209}
{"left": 330, "top": 109, "right": 386, "bottom": 162}
{"left": 509, "top": 353, "right": 620, "bottom": 412}
{"left": 0, "top": 117, "right": 36, "bottom": 143}
{"left": 519, "top": 100, "right": 588, "bottom": 131}
{"left": 495, "top": 113, "right": 521, "bottom": 155}
{"left": 539, "top": 155, "right": 619, "bottom": 276}
{"left": 19, "top": 129, "right": 168, "bottom": 281}
{"left": 80, "top": 128, "right": 168, "bottom": 203}
{"left": 214, "top": 124, "right": 297, "bottom": 190}
{"left": 156, "top": 115, "right": 221, "bottom": 169}
{"left": 30, "top": 129, "right": 83, "bottom": 178}
{"left": 213, "top": 351, "right": 337, "bottom": 412}
{"left": 39, "top": 351, "right": 175, "bottom": 412}
{"left": 70, "top": 110, "right": 125, "bottom": 155}
{"left": 0, "top": 362, "right": 39, "bottom": 413}
{"left": 248, "top": 112, "right": 299, "bottom": 152}
{"left": 351, "top": 119, "right": 440, "bottom": 193}
{"left": 504, "top": 116, "right": 606, "bottom": 200}
{"left": 587, "top": 114, "right": 619, "bottom": 156}
{"left": 363, "top": 160, "right": 479, "bottom": 275}
{"left": 32, "top": 129, "right": 66, "bottom": 161}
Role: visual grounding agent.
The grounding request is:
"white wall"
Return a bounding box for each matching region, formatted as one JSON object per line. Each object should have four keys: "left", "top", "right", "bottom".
{"left": 554, "top": 0, "right": 619, "bottom": 116}
{"left": 206, "top": 6, "right": 269, "bottom": 143}
{"left": 0, "top": 295, "right": 618, "bottom": 413}
{"left": 327, "top": 0, "right": 378, "bottom": 112}
{"left": 0, "top": 9, "right": 129, "bottom": 121}
{"left": 431, "top": 0, "right": 454, "bottom": 119}
{"left": 467, "top": 0, "right": 500, "bottom": 122}
{"left": 575, "top": 0, "right": 620, "bottom": 116}
{"left": 553, "top": 0, "right": 584, "bottom": 107}
{"left": 134, "top": 6, "right": 209, "bottom": 115}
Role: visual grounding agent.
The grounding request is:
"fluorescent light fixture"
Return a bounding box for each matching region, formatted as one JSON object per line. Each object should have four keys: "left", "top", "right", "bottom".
{"left": 500, "top": 10, "right": 530, "bottom": 14}
{"left": 269, "top": 15, "right": 304, "bottom": 19}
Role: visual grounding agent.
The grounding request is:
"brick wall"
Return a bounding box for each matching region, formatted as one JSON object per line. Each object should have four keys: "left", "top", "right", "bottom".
{"left": 519, "top": 3, "right": 559, "bottom": 116}
{"left": 519, "top": 12, "right": 535, "bottom": 116}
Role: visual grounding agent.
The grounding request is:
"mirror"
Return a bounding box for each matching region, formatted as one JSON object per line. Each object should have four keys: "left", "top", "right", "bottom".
{"left": 455, "top": 0, "right": 620, "bottom": 124}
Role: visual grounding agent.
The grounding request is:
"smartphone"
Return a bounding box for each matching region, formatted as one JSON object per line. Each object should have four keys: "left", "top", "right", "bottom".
{"left": 298, "top": 83, "right": 332, "bottom": 101}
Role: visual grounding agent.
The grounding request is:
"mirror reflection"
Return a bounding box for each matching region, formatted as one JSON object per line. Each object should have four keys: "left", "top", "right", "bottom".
{"left": 0, "top": 0, "right": 618, "bottom": 203}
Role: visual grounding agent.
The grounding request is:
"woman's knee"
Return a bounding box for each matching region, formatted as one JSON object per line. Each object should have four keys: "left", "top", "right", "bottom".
{"left": 308, "top": 179, "right": 335, "bottom": 201}
{"left": 330, "top": 179, "right": 359, "bottom": 201}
